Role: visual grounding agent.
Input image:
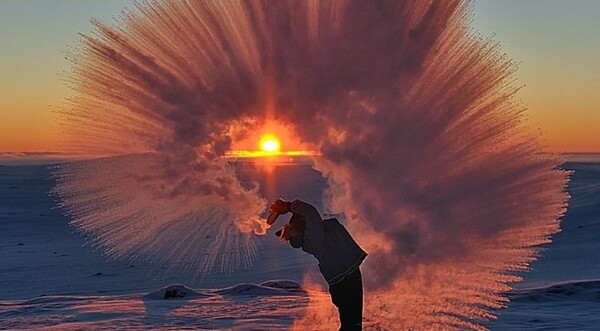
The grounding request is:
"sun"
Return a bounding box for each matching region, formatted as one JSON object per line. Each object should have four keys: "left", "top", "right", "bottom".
{"left": 259, "top": 134, "right": 280, "bottom": 153}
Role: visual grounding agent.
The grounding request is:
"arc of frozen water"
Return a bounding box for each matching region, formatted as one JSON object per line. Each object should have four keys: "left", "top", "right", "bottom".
{"left": 53, "top": 1, "right": 569, "bottom": 329}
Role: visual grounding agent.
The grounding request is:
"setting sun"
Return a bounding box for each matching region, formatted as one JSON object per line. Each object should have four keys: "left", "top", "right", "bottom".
{"left": 225, "top": 120, "right": 319, "bottom": 160}
{"left": 260, "top": 135, "right": 280, "bottom": 152}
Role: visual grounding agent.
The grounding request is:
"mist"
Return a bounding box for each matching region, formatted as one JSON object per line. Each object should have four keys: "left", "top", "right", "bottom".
{"left": 53, "top": 1, "right": 569, "bottom": 329}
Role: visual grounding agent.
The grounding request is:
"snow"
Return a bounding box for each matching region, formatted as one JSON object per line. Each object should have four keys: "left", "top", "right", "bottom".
{"left": 1, "top": 161, "right": 600, "bottom": 329}
{"left": 487, "top": 280, "right": 600, "bottom": 330}
{"left": 215, "top": 281, "right": 305, "bottom": 296}
{"left": 0, "top": 288, "right": 319, "bottom": 330}
{"left": 143, "top": 284, "right": 209, "bottom": 300}
{"left": 0, "top": 163, "right": 337, "bottom": 330}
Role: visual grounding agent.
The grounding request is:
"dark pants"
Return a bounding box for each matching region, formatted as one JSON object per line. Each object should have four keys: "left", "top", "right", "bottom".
{"left": 328, "top": 268, "right": 363, "bottom": 331}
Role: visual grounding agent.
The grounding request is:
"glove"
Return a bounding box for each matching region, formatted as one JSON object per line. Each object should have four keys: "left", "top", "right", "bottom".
{"left": 266, "top": 199, "right": 292, "bottom": 225}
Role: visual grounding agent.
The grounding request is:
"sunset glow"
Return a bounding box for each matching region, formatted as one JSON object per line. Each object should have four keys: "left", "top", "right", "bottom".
{"left": 1, "top": 1, "right": 600, "bottom": 154}
{"left": 225, "top": 120, "right": 320, "bottom": 160}
{"left": 259, "top": 135, "right": 280, "bottom": 153}
{"left": 226, "top": 137, "right": 319, "bottom": 159}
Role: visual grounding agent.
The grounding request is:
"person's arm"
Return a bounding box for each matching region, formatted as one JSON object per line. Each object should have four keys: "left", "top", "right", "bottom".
{"left": 269, "top": 198, "right": 323, "bottom": 226}
{"left": 268, "top": 198, "right": 325, "bottom": 251}
{"left": 289, "top": 199, "right": 324, "bottom": 253}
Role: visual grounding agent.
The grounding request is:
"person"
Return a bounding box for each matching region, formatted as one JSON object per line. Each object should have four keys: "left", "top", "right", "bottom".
{"left": 268, "top": 198, "right": 367, "bottom": 331}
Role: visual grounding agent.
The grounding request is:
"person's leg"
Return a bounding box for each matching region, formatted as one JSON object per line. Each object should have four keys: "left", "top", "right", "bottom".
{"left": 329, "top": 269, "right": 363, "bottom": 331}
{"left": 346, "top": 268, "right": 363, "bottom": 330}
{"left": 329, "top": 279, "right": 348, "bottom": 329}
{"left": 329, "top": 277, "right": 351, "bottom": 330}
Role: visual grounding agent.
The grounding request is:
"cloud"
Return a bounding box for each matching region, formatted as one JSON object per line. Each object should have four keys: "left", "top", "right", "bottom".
{"left": 54, "top": 1, "right": 570, "bottom": 328}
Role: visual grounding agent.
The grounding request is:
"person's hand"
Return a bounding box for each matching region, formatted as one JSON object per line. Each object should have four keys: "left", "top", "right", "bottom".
{"left": 266, "top": 199, "right": 292, "bottom": 225}
{"left": 279, "top": 223, "right": 291, "bottom": 241}
{"left": 270, "top": 198, "right": 291, "bottom": 214}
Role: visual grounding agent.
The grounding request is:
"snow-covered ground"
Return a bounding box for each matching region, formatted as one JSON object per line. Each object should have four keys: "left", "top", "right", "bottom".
{"left": 486, "top": 161, "right": 600, "bottom": 330}
{"left": 1, "top": 160, "right": 599, "bottom": 330}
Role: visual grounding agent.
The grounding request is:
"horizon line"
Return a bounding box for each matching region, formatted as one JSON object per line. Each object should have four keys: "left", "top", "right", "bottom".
{"left": 2, "top": 150, "right": 600, "bottom": 165}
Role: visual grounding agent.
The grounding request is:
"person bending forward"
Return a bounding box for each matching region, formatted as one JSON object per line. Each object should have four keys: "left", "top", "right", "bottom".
{"left": 269, "top": 199, "right": 367, "bottom": 331}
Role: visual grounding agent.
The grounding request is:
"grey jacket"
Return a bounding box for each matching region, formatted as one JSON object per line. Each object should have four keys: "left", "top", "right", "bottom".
{"left": 289, "top": 200, "right": 367, "bottom": 285}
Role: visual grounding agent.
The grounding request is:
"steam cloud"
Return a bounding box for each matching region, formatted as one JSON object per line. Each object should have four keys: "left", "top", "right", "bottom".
{"left": 53, "top": 0, "right": 569, "bottom": 329}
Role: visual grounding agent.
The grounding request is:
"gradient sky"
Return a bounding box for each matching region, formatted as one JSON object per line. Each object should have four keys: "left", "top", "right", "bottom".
{"left": 1, "top": 1, "right": 598, "bottom": 153}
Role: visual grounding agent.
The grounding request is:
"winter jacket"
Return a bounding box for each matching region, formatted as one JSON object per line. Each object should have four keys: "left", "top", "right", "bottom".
{"left": 289, "top": 200, "right": 367, "bottom": 285}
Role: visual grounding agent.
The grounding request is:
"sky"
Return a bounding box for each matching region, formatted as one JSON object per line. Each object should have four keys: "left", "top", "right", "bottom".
{"left": 0, "top": 0, "right": 599, "bottom": 153}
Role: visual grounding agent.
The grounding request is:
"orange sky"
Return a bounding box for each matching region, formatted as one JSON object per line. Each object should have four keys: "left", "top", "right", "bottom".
{"left": 0, "top": 83, "right": 63, "bottom": 153}
{"left": 520, "top": 68, "right": 600, "bottom": 153}
{"left": 1, "top": 1, "right": 599, "bottom": 154}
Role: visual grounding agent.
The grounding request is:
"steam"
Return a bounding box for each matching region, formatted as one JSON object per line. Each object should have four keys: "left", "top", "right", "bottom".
{"left": 54, "top": 0, "right": 569, "bottom": 329}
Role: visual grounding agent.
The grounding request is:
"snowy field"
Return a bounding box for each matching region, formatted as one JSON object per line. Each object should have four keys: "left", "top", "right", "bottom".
{"left": 1, "top": 159, "right": 599, "bottom": 330}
